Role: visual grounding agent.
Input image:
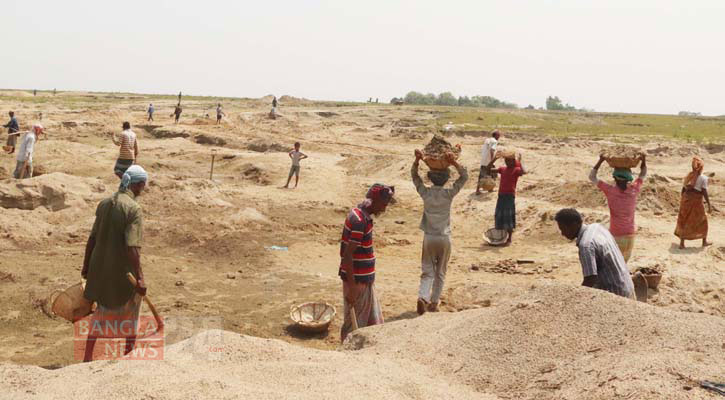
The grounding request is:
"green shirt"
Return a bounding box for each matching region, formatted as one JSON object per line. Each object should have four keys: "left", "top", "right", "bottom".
{"left": 84, "top": 190, "right": 143, "bottom": 308}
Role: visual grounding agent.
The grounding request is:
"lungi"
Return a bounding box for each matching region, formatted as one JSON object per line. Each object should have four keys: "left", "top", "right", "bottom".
{"left": 340, "top": 282, "right": 383, "bottom": 342}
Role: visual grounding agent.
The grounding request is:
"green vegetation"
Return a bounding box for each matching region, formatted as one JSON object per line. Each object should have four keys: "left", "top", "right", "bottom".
{"left": 545, "top": 95, "right": 588, "bottom": 111}
{"left": 393, "top": 91, "right": 517, "bottom": 108}
{"left": 436, "top": 107, "right": 725, "bottom": 143}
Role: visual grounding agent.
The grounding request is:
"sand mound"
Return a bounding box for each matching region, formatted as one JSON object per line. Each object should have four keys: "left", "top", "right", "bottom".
{"left": 4, "top": 284, "right": 723, "bottom": 399}
{"left": 345, "top": 283, "right": 725, "bottom": 399}
{"left": 0, "top": 330, "right": 492, "bottom": 400}
{"left": 239, "top": 163, "right": 272, "bottom": 185}
{"left": 194, "top": 134, "right": 227, "bottom": 146}
{"left": 150, "top": 126, "right": 193, "bottom": 139}
{"left": 0, "top": 173, "right": 106, "bottom": 211}
{"left": 279, "top": 95, "right": 310, "bottom": 104}
{"left": 246, "top": 139, "right": 288, "bottom": 153}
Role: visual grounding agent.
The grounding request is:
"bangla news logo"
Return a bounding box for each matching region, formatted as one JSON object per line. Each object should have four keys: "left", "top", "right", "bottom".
{"left": 73, "top": 315, "right": 164, "bottom": 361}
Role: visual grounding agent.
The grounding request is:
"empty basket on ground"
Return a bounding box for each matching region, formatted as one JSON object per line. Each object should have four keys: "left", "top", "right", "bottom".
{"left": 484, "top": 228, "right": 508, "bottom": 246}
{"left": 49, "top": 281, "right": 93, "bottom": 322}
{"left": 290, "top": 302, "right": 336, "bottom": 333}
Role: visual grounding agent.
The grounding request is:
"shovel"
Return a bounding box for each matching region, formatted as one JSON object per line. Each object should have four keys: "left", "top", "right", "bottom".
{"left": 349, "top": 305, "right": 359, "bottom": 332}
{"left": 126, "top": 272, "right": 164, "bottom": 329}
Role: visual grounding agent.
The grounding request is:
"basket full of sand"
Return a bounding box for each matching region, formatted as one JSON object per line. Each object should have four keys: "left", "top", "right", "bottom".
{"left": 421, "top": 135, "right": 461, "bottom": 170}
{"left": 290, "top": 302, "right": 336, "bottom": 333}
{"left": 601, "top": 145, "right": 643, "bottom": 169}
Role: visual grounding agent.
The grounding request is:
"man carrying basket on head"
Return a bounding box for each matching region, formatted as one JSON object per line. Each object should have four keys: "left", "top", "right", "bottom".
{"left": 589, "top": 153, "right": 647, "bottom": 262}
{"left": 412, "top": 149, "right": 468, "bottom": 315}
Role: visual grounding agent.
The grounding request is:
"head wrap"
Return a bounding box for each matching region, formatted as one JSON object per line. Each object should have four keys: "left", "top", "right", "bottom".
{"left": 120, "top": 165, "right": 148, "bottom": 191}
{"left": 365, "top": 183, "right": 395, "bottom": 204}
{"left": 32, "top": 123, "right": 43, "bottom": 134}
{"left": 684, "top": 156, "right": 704, "bottom": 187}
{"left": 612, "top": 168, "right": 634, "bottom": 182}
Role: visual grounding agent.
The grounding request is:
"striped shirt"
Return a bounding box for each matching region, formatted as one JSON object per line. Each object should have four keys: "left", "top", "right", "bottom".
{"left": 576, "top": 223, "right": 634, "bottom": 298}
{"left": 339, "top": 207, "right": 375, "bottom": 283}
{"left": 114, "top": 129, "right": 137, "bottom": 160}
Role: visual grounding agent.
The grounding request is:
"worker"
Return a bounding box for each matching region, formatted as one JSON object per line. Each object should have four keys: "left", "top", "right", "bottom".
{"left": 488, "top": 152, "right": 526, "bottom": 246}
{"left": 112, "top": 122, "right": 139, "bottom": 178}
{"left": 13, "top": 124, "right": 43, "bottom": 179}
{"left": 554, "top": 208, "right": 636, "bottom": 299}
{"left": 675, "top": 157, "right": 713, "bottom": 249}
{"left": 412, "top": 150, "right": 468, "bottom": 314}
{"left": 147, "top": 104, "right": 154, "bottom": 121}
{"left": 82, "top": 165, "right": 149, "bottom": 361}
{"left": 4, "top": 111, "right": 19, "bottom": 153}
{"left": 216, "top": 103, "right": 224, "bottom": 124}
{"left": 339, "top": 184, "right": 394, "bottom": 342}
{"left": 476, "top": 130, "right": 500, "bottom": 195}
{"left": 590, "top": 154, "right": 647, "bottom": 261}
{"left": 173, "top": 104, "right": 182, "bottom": 124}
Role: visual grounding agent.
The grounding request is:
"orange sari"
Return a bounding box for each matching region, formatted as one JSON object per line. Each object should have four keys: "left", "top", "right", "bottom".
{"left": 674, "top": 190, "right": 708, "bottom": 240}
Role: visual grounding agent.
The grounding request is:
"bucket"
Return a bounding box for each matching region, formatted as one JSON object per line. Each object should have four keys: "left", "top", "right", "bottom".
{"left": 50, "top": 281, "right": 93, "bottom": 322}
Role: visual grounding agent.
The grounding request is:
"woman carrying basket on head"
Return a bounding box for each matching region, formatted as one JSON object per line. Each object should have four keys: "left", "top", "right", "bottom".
{"left": 589, "top": 153, "right": 647, "bottom": 262}
{"left": 675, "top": 156, "right": 713, "bottom": 249}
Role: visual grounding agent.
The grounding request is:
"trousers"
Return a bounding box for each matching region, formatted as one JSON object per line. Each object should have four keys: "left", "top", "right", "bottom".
{"left": 418, "top": 234, "right": 451, "bottom": 303}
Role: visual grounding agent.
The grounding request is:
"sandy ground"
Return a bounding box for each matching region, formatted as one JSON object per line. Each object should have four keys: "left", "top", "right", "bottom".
{"left": 0, "top": 91, "right": 723, "bottom": 398}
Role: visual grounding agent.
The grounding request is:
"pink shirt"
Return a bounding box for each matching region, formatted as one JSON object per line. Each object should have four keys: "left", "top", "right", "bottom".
{"left": 596, "top": 179, "right": 643, "bottom": 236}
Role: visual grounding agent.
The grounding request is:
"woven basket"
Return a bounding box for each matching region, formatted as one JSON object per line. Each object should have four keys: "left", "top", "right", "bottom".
{"left": 479, "top": 177, "right": 496, "bottom": 191}
{"left": 605, "top": 156, "right": 641, "bottom": 169}
{"left": 422, "top": 157, "right": 450, "bottom": 170}
{"left": 290, "top": 302, "right": 336, "bottom": 334}
{"left": 642, "top": 272, "right": 662, "bottom": 289}
{"left": 49, "top": 281, "right": 93, "bottom": 322}
{"left": 484, "top": 228, "right": 508, "bottom": 245}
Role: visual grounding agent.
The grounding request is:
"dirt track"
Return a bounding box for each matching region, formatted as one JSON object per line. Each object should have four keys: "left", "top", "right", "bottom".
{"left": 0, "top": 92, "right": 723, "bottom": 372}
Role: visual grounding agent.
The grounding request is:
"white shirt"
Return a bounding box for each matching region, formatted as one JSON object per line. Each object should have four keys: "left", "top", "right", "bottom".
{"left": 480, "top": 137, "right": 498, "bottom": 166}
{"left": 16, "top": 131, "right": 36, "bottom": 162}
{"left": 694, "top": 175, "right": 708, "bottom": 192}
{"left": 290, "top": 150, "right": 306, "bottom": 166}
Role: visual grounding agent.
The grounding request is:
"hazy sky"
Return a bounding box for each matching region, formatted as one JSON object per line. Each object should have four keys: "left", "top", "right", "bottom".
{"left": 4, "top": 0, "right": 725, "bottom": 115}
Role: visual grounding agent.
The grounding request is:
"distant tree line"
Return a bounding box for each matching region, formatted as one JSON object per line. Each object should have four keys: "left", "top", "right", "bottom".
{"left": 545, "top": 96, "right": 592, "bottom": 112}
{"left": 678, "top": 111, "right": 701, "bottom": 117}
{"left": 390, "top": 91, "right": 517, "bottom": 108}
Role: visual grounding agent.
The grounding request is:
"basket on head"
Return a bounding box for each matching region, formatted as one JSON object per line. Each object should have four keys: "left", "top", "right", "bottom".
{"left": 290, "top": 302, "right": 336, "bottom": 334}
{"left": 604, "top": 156, "right": 641, "bottom": 169}
{"left": 484, "top": 228, "right": 508, "bottom": 245}
{"left": 601, "top": 147, "right": 642, "bottom": 169}
{"left": 422, "top": 157, "right": 451, "bottom": 171}
{"left": 50, "top": 281, "right": 93, "bottom": 322}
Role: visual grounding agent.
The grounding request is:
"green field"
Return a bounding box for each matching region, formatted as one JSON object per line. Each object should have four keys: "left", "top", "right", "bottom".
{"left": 435, "top": 107, "right": 725, "bottom": 143}
{"left": 2, "top": 90, "right": 724, "bottom": 143}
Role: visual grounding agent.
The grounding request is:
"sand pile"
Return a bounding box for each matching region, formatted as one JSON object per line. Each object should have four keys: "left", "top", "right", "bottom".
{"left": 0, "top": 330, "right": 493, "bottom": 400}
{"left": 3, "top": 284, "right": 723, "bottom": 399}
{"left": 0, "top": 173, "right": 106, "bottom": 211}
{"left": 346, "top": 283, "right": 725, "bottom": 399}
{"left": 150, "top": 126, "right": 196, "bottom": 139}
{"left": 246, "top": 139, "right": 288, "bottom": 153}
